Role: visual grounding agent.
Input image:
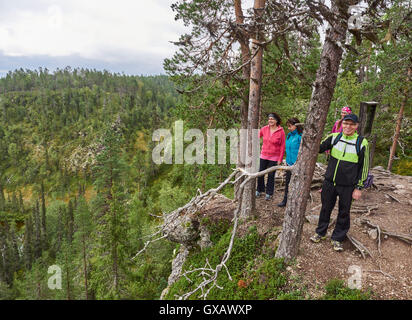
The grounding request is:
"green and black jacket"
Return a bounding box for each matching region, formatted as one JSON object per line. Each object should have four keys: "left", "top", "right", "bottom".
{"left": 319, "top": 132, "right": 370, "bottom": 189}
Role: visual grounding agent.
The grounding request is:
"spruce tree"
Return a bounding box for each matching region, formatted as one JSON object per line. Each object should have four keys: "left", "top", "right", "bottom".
{"left": 40, "top": 182, "right": 48, "bottom": 250}
{"left": 18, "top": 190, "right": 24, "bottom": 213}
{"left": 9, "top": 222, "right": 21, "bottom": 276}
{"left": 55, "top": 205, "right": 65, "bottom": 253}
{"left": 90, "top": 117, "right": 130, "bottom": 299}
{"left": 0, "top": 183, "right": 5, "bottom": 211}
{"left": 74, "top": 196, "right": 94, "bottom": 300}
{"left": 33, "top": 201, "right": 42, "bottom": 260}
{"left": 23, "top": 216, "right": 33, "bottom": 270}
{"left": 11, "top": 192, "right": 18, "bottom": 212}
{"left": 0, "top": 225, "right": 9, "bottom": 284}
{"left": 67, "top": 199, "right": 74, "bottom": 244}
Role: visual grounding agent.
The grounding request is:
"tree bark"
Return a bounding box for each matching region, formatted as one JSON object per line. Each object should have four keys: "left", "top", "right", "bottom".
{"left": 387, "top": 67, "right": 411, "bottom": 172}
{"left": 275, "top": 0, "right": 353, "bottom": 262}
{"left": 240, "top": 0, "right": 266, "bottom": 219}
{"left": 234, "top": 0, "right": 251, "bottom": 200}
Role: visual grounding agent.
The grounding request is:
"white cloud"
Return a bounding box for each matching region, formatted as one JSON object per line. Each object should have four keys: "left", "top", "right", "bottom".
{"left": 0, "top": 0, "right": 186, "bottom": 62}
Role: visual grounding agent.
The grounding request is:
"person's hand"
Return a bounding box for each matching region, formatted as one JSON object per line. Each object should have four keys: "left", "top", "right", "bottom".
{"left": 352, "top": 189, "right": 362, "bottom": 200}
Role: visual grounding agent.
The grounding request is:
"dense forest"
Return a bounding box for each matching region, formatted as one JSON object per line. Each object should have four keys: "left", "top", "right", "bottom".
{"left": 0, "top": 0, "right": 411, "bottom": 300}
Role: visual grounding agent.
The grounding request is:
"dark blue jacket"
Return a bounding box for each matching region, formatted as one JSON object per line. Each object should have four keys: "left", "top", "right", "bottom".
{"left": 285, "top": 129, "right": 302, "bottom": 165}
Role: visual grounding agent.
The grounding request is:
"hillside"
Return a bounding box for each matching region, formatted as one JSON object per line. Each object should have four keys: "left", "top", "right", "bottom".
{"left": 162, "top": 165, "right": 412, "bottom": 300}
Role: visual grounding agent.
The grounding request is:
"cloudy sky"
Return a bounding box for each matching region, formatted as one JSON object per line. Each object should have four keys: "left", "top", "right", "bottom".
{"left": 0, "top": 0, "right": 190, "bottom": 77}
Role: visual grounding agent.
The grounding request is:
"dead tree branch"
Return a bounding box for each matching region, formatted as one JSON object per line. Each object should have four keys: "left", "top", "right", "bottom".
{"left": 347, "top": 234, "right": 374, "bottom": 259}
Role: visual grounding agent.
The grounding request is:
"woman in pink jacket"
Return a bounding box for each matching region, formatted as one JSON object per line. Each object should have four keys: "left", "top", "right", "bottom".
{"left": 256, "top": 112, "right": 286, "bottom": 201}
{"left": 332, "top": 106, "right": 352, "bottom": 133}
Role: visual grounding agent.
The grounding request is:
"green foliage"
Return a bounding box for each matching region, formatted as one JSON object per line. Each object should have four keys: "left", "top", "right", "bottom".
{"left": 392, "top": 158, "right": 412, "bottom": 176}
{"left": 165, "top": 226, "right": 301, "bottom": 300}
{"left": 200, "top": 217, "right": 231, "bottom": 244}
{"left": 322, "top": 279, "right": 372, "bottom": 300}
{"left": 0, "top": 69, "right": 183, "bottom": 299}
{"left": 127, "top": 239, "right": 175, "bottom": 300}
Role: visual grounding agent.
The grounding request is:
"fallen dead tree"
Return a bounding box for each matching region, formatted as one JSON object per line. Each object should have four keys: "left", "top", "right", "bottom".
{"left": 360, "top": 218, "right": 412, "bottom": 246}
{"left": 347, "top": 234, "right": 374, "bottom": 259}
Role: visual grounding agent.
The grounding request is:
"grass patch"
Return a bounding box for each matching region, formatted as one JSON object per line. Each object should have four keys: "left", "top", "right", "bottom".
{"left": 321, "top": 279, "right": 372, "bottom": 300}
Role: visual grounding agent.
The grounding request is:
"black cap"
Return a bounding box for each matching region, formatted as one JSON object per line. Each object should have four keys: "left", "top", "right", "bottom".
{"left": 343, "top": 113, "right": 359, "bottom": 123}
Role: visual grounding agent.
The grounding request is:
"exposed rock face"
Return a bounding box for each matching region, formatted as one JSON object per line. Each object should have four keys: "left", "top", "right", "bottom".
{"left": 160, "top": 245, "right": 191, "bottom": 300}
{"left": 198, "top": 225, "right": 213, "bottom": 250}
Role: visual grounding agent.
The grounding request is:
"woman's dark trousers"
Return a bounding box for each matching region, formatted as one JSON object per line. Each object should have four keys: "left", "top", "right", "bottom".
{"left": 280, "top": 169, "right": 291, "bottom": 204}
{"left": 257, "top": 159, "right": 277, "bottom": 196}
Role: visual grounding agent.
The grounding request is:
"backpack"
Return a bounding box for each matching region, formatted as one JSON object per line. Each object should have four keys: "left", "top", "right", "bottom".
{"left": 363, "top": 174, "right": 374, "bottom": 189}
{"left": 332, "top": 132, "right": 364, "bottom": 156}
{"left": 332, "top": 132, "right": 374, "bottom": 189}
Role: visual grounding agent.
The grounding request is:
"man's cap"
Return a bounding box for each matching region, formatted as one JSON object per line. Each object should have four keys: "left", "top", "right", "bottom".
{"left": 343, "top": 113, "right": 359, "bottom": 123}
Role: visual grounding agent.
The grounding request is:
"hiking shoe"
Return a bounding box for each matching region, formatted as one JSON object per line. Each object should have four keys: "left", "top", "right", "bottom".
{"left": 265, "top": 194, "right": 272, "bottom": 201}
{"left": 310, "top": 233, "right": 326, "bottom": 243}
{"left": 277, "top": 199, "right": 287, "bottom": 207}
{"left": 256, "top": 191, "right": 261, "bottom": 198}
{"left": 331, "top": 240, "right": 344, "bottom": 252}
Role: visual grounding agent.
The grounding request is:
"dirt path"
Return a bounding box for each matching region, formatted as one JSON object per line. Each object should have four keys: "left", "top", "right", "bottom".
{"left": 238, "top": 167, "right": 412, "bottom": 299}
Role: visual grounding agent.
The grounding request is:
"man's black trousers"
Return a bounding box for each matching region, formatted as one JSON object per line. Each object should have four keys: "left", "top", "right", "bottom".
{"left": 257, "top": 158, "right": 277, "bottom": 196}
{"left": 315, "top": 179, "right": 355, "bottom": 242}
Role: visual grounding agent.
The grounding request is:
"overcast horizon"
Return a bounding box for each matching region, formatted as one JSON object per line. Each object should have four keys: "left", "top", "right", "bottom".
{"left": 0, "top": 0, "right": 330, "bottom": 79}
{"left": 0, "top": 0, "right": 191, "bottom": 78}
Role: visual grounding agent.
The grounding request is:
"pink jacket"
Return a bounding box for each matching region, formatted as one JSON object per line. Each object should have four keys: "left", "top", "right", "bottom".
{"left": 332, "top": 120, "right": 343, "bottom": 133}
{"left": 259, "top": 125, "right": 286, "bottom": 162}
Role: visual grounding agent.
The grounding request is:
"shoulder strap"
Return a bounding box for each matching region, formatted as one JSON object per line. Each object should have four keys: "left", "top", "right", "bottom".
{"left": 356, "top": 136, "right": 364, "bottom": 156}
{"left": 333, "top": 132, "right": 364, "bottom": 156}
{"left": 332, "top": 132, "right": 343, "bottom": 147}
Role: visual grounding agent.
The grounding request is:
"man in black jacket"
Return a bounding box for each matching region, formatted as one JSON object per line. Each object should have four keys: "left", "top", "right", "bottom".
{"left": 310, "top": 114, "right": 370, "bottom": 251}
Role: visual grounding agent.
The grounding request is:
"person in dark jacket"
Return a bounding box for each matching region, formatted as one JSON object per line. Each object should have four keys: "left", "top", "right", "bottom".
{"left": 310, "top": 114, "right": 369, "bottom": 252}
{"left": 277, "top": 118, "right": 303, "bottom": 207}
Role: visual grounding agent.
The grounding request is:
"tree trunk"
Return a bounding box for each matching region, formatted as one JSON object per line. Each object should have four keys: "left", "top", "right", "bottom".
{"left": 234, "top": 0, "right": 251, "bottom": 200}
{"left": 387, "top": 67, "right": 411, "bottom": 171}
{"left": 275, "top": 0, "right": 353, "bottom": 262}
{"left": 240, "top": 0, "right": 266, "bottom": 219}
